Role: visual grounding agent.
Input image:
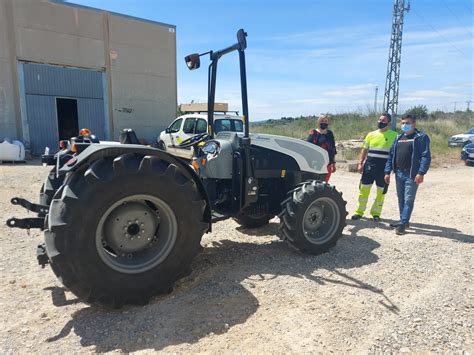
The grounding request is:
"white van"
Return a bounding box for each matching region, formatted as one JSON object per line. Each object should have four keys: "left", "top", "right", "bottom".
{"left": 157, "top": 113, "right": 244, "bottom": 159}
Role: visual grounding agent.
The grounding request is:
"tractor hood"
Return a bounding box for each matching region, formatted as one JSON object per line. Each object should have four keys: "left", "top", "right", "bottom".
{"left": 250, "top": 133, "right": 329, "bottom": 174}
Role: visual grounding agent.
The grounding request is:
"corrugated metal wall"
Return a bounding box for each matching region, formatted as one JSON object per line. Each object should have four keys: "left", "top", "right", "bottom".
{"left": 77, "top": 98, "right": 105, "bottom": 138}
{"left": 22, "top": 62, "right": 105, "bottom": 154}
{"left": 24, "top": 64, "right": 104, "bottom": 99}
{"left": 25, "top": 95, "right": 57, "bottom": 154}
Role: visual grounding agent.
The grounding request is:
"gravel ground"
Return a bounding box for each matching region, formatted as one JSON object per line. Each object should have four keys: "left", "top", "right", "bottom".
{"left": 0, "top": 161, "right": 473, "bottom": 353}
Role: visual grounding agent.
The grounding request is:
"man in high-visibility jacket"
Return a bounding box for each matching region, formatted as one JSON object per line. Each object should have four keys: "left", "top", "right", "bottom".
{"left": 352, "top": 113, "right": 398, "bottom": 221}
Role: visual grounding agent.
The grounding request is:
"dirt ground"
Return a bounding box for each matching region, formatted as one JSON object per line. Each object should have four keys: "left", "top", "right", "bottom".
{"left": 0, "top": 161, "right": 473, "bottom": 353}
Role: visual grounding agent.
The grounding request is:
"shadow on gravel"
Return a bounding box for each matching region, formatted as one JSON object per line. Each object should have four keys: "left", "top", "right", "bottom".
{"left": 383, "top": 219, "right": 473, "bottom": 243}
{"left": 46, "top": 221, "right": 392, "bottom": 352}
{"left": 43, "top": 287, "right": 81, "bottom": 307}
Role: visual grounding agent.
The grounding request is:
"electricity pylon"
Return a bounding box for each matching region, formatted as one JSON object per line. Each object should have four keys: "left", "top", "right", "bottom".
{"left": 383, "top": 0, "right": 410, "bottom": 129}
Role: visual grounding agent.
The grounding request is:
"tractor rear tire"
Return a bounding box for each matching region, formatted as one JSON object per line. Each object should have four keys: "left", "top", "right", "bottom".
{"left": 45, "top": 154, "right": 208, "bottom": 308}
{"left": 234, "top": 212, "right": 272, "bottom": 228}
{"left": 279, "top": 180, "right": 346, "bottom": 255}
{"left": 157, "top": 141, "right": 166, "bottom": 151}
{"left": 39, "top": 169, "right": 64, "bottom": 210}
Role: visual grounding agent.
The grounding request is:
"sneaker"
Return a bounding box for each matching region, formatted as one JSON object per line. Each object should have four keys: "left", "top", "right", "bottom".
{"left": 372, "top": 216, "right": 381, "bottom": 222}
{"left": 351, "top": 214, "right": 362, "bottom": 220}
{"left": 395, "top": 224, "right": 406, "bottom": 235}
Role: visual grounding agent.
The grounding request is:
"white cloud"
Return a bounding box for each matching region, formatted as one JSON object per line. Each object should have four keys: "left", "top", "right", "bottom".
{"left": 401, "top": 74, "right": 423, "bottom": 80}
{"left": 324, "top": 84, "right": 376, "bottom": 98}
{"left": 405, "top": 90, "right": 458, "bottom": 98}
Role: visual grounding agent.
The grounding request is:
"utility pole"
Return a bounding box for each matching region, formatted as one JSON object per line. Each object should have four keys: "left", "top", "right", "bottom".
{"left": 374, "top": 86, "right": 378, "bottom": 114}
{"left": 383, "top": 0, "right": 410, "bottom": 129}
{"left": 454, "top": 101, "right": 457, "bottom": 112}
{"left": 467, "top": 100, "right": 472, "bottom": 112}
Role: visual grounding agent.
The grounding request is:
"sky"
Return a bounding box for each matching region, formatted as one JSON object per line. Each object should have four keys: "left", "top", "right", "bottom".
{"left": 71, "top": 0, "right": 473, "bottom": 121}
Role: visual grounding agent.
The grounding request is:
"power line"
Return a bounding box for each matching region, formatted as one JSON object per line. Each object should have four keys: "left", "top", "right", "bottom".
{"left": 440, "top": 0, "right": 474, "bottom": 37}
{"left": 412, "top": 9, "right": 472, "bottom": 61}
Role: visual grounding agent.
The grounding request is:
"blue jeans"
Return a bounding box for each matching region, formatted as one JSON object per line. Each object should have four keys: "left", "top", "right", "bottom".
{"left": 395, "top": 169, "right": 419, "bottom": 225}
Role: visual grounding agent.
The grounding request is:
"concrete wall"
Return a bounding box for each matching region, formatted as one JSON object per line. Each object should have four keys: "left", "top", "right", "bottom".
{"left": 0, "top": 0, "right": 176, "bottom": 145}
{"left": 0, "top": 0, "right": 19, "bottom": 139}
{"left": 108, "top": 14, "right": 177, "bottom": 142}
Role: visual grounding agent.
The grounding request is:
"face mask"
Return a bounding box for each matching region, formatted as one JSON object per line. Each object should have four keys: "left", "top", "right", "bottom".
{"left": 320, "top": 123, "right": 328, "bottom": 129}
{"left": 401, "top": 123, "right": 413, "bottom": 133}
{"left": 378, "top": 122, "right": 388, "bottom": 129}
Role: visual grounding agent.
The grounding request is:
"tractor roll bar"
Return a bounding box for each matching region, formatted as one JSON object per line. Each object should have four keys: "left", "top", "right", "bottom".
{"left": 185, "top": 29, "right": 249, "bottom": 139}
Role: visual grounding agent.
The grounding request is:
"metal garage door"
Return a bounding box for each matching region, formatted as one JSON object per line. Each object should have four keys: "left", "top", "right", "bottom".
{"left": 22, "top": 63, "right": 106, "bottom": 154}
{"left": 25, "top": 95, "right": 57, "bottom": 155}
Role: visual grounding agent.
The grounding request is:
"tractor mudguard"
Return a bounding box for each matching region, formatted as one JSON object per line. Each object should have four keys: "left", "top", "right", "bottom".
{"left": 61, "top": 143, "right": 212, "bottom": 229}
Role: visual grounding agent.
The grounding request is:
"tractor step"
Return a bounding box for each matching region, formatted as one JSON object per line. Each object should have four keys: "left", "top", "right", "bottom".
{"left": 211, "top": 211, "right": 229, "bottom": 223}
{"left": 6, "top": 217, "right": 45, "bottom": 230}
{"left": 10, "top": 197, "right": 49, "bottom": 215}
{"left": 36, "top": 243, "right": 49, "bottom": 268}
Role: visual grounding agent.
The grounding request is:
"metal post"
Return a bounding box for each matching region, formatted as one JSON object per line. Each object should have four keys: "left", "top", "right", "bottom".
{"left": 374, "top": 86, "right": 378, "bottom": 114}
{"left": 239, "top": 49, "right": 250, "bottom": 138}
{"left": 207, "top": 56, "right": 218, "bottom": 138}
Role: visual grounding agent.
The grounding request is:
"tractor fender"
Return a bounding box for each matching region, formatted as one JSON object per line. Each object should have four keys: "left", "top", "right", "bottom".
{"left": 59, "top": 143, "right": 212, "bottom": 229}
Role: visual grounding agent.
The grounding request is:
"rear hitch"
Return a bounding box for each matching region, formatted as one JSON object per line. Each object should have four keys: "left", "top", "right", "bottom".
{"left": 6, "top": 217, "right": 45, "bottom": 230}
{"left": 11, "top": 197, "right": 49, "bottom": 215}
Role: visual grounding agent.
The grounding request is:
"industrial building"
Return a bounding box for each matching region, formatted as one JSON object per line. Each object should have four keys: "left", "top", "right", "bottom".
{"left": 0, "top": 0, "right": 177, "bottom": 154}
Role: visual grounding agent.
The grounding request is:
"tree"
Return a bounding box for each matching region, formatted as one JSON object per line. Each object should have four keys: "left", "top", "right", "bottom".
{"left": 176, "top": 104, "right": 185, "bottom": 116}
{"left": 404, "top": 105, "right": 429, "bottom": 119}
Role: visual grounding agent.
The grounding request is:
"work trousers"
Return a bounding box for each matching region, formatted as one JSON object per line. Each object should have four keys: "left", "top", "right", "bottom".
{"left": 355, "top": 162, "right": 388, "bottom": 217}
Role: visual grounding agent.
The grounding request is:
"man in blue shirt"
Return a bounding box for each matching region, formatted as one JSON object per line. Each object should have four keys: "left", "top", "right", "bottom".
{"left": 384, "top": 114, "right": 431, "bottom": 235}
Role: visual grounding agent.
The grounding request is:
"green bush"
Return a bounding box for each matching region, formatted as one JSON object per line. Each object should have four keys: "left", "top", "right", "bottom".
{"left": 404, "top": 105, "right": 429, "bottom": 119}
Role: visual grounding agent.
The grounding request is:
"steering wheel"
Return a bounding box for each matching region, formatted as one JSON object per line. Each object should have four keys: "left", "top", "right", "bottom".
{"left": 178, "top": 133, "right": 210, "bottom": 148}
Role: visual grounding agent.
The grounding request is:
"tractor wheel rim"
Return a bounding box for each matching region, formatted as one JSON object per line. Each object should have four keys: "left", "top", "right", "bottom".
{"left": 96, "top": 194, "right": 177, "bottom": 274}
{"left": 302, "top": 197, "right": 340, "bottom": 244}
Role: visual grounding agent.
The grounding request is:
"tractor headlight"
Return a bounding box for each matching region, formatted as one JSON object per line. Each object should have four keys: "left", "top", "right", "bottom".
{"left": 201, "top": 141, "right": 220, "bottom": 156}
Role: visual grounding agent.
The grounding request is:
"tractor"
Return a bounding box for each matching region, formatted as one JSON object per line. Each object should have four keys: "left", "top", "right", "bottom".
{"left": 7, "top": 29, "right": 347, "bottom": 308}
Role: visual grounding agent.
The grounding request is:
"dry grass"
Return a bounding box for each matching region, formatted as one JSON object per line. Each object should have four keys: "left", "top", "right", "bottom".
{"left": 251, "top": 111, "right": 474, "bottom": 166}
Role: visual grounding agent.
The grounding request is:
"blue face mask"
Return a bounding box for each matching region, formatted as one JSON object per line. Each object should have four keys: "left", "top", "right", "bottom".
{"left": 401, "top": 123, "right": 413, "bottom": 133}
{"left": 319, "top": 123, "right": 329, "bottom": 129}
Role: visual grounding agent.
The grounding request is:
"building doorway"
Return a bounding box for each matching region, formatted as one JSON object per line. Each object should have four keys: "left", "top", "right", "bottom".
{"left": 56, "top": 98, "right": 79, "bottom": 140}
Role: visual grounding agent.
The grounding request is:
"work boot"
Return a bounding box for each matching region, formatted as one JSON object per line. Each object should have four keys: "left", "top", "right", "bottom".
{"left": 395, "top": 224, "right": 406, "bottom": 235}
{"left": 351, "top": 214, "right": 362, "bottom": 220}
{"left": 372, "top": 216, "right": 381, "bottom": 222}
{"left": 390, "top": 222, "right": 409, "bottom": 228}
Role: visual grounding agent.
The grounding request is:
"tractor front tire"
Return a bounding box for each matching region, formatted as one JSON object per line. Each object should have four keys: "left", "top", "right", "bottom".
{"left": 45, "top": 154, "right": 208, "bottom": 308}
{"left": 279, "top": 180, "right": 346, "bottom": 255}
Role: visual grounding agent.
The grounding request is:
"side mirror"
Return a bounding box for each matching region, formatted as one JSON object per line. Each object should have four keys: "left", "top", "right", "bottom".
{"left": 165, "top": 128, "right": 171, "bottom": 134}
{"left": 237, "top": 29, "right": 247, "bottom": 50}
{"left": 184, "top": 53, "right": 200, "bottom": 70}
